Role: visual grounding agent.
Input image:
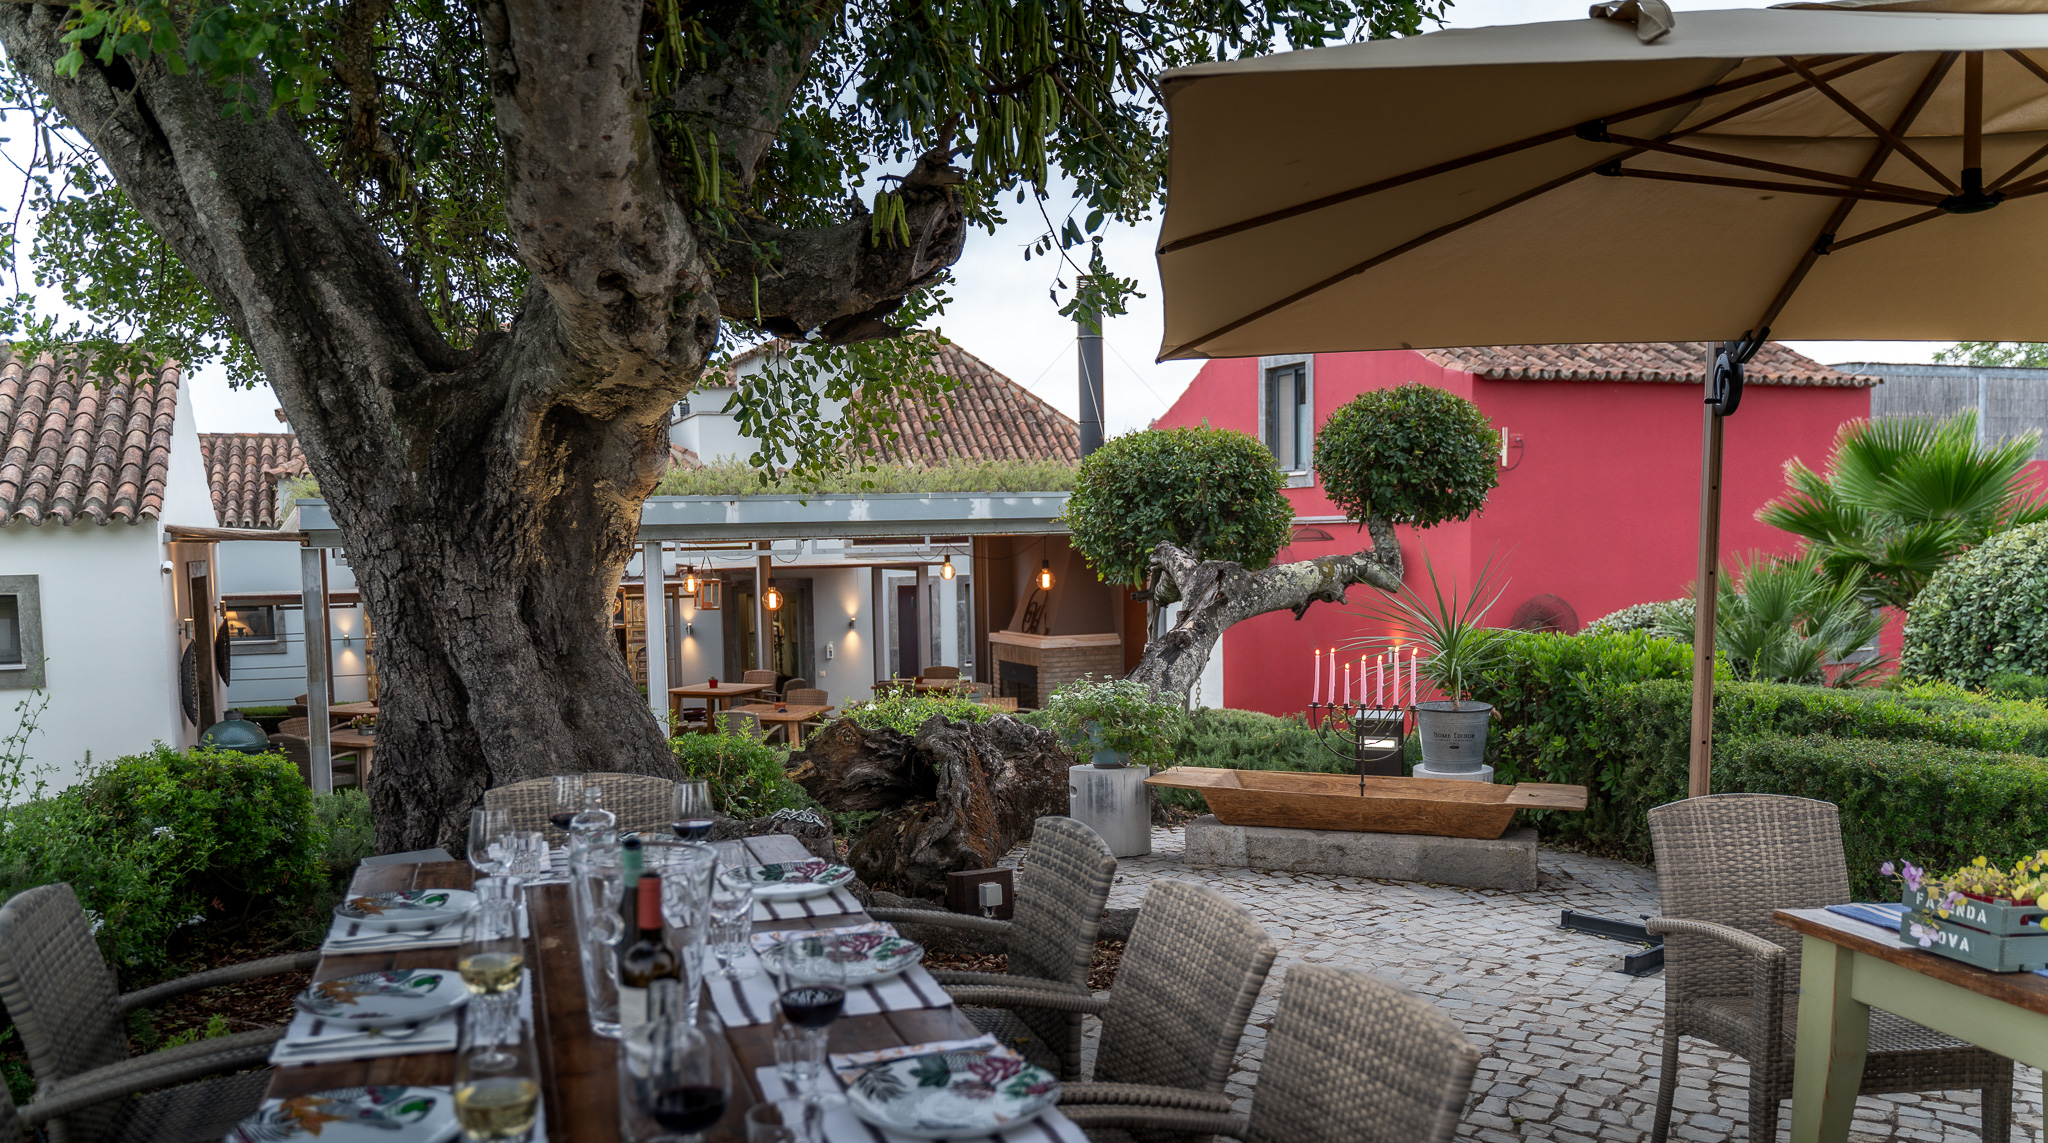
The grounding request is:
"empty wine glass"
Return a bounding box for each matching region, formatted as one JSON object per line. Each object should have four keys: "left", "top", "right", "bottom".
{"left": 671, "top": 779, "right": 716, "bottom": 841}
{"left": 707, "top": 865, "right": 755, "bottom": 979}
{"left": 455, "top": 1020, "right": 541, "bottom": 1142}
{"left": 469, "top": 808, "right": 512, "bottom": 878}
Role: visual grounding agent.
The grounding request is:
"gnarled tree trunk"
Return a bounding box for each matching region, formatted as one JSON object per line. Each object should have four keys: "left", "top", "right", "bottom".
{"left": 1128, "top": 517, "right": 1404, "bottom": 704}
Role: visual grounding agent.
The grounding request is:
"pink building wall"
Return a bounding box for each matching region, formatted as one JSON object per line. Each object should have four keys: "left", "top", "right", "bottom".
{"left": 1152, "top": 350, "right": 1874, "bottom": 718}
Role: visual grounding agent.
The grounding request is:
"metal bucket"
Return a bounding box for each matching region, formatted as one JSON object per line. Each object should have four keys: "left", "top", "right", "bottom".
{"left": 1415, "top": 701, "right": 1493, "bottom": 773}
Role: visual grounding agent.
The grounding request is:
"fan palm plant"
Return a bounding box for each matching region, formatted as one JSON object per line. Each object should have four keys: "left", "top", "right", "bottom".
{"left": 1655, "top": 553, "right": 1889, "bottom": 687}
{"left": 1757, "top": 411, "right": 2048, "bottom": 612}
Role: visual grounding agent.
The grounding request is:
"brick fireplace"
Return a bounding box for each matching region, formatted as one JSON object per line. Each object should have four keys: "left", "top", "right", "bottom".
{"left": 988, "top": 631, "right": 1122, "bottom": 708}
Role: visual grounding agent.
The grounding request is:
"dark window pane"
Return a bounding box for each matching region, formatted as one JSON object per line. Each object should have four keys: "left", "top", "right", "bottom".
{"left": 0, "top": 596, "right": 18, "bottom": 665}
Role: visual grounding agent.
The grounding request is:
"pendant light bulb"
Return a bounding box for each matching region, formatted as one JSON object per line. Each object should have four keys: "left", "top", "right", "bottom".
{"left": 684, "top": 564, "right": 699, "bottom": 595}
{"left": 764, "top": 582, "right": 783, "bottom": 611}
{"left": 1037, "top": 559, "right": 1054, "bottom": 591}
{"left": 941, "top": 555, "right": 955, "bottom": 581}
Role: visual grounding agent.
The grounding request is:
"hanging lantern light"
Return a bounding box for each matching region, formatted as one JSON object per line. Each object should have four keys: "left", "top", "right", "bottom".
{"left": 940, "top": 555, "right": 956, "bottom": 581}
{"left": 683, "top": 564, "right": 699, "bottom": 596}
{"left": 1037, "top": 560, "right": 1054, "bottom": 591}
{"left": 764, "top": 582, "right": 784, "bottom": 611}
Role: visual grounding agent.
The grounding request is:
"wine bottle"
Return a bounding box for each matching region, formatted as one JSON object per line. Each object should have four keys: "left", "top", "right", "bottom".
{"left": 618, "top": 836, "right": 645, "bottom": 953}
{"left": 617, "top": 872, "right": 679, "bottom": 1031}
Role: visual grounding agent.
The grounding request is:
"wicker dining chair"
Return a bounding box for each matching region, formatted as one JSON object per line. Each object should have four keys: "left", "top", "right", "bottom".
{"left": 267, "top": 734, "right": 360, "bottom": 789}
{"left": 713, "top": 709, "right": 769, "bottom": 743}
{"left": 484, "top": 773, "right": 678, "bottom": 840}
{"left": 742, "top": 669, "right": 780, "bottom": 700}
{"left": 923, "top": 665, "right": 962, "bottom": 680}
{"left": 1061, "top": 964, "right": 1480, "bottom": 1143}
{"left": 0, "top": 883, "right": 322, "bottom": 1143}
{"left": 869, "top": 816, "right": 1117, "bottom": 1079}
{"left": 781, "top": 677, "right": 811, "bottom": 694}
{"left": 1647, "top": 793, "right": 2012, "bottom": 1143}
{"left": 973, "top": 879, "right": 1277, "bottom": 1132}
{"left": 0, "top": 1061, "right": 199, "bottom": 1143}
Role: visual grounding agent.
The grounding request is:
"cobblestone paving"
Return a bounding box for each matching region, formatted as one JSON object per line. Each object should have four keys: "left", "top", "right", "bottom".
{"left": 1012, "top": 826, "right": 2043, "bottom": 1143}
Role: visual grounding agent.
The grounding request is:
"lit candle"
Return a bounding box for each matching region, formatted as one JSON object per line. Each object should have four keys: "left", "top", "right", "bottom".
{"left": 1312, "top": 648, "right": 1322, "bottom": 705}
{"left": 1358, "top": 656, "right": 1367, "bottom": 704}
{"left": 1410, "top": 648, "right": 1419, "bottom": 705}
{"left": 1328, "top": 647, "right": 1337, "bottom": 703}
{"left": 1343, "top": 661, "right": 1351, "bottom": 706}
{"left": 1392, "top": 645, "right": 1403, "bottom": 707}
{"left": 1375, "top": 655, "right": 1385, "bottom": 709}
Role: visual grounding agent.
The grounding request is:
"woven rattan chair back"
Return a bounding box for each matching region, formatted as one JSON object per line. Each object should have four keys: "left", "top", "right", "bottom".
{"left": 0, "top": 1084, "right": 20, "bottom": 1143}
{"left": 782, "top": 678, "right": 810, "bottom": 693}
{"left": 1649, "top": 793, "right": 1848, "bottom": 999}
{"left": 742, "top": 670, "right": 778, "bottom": 689}
{"left": 486, "top": 773, "right": 678, "bottom": 839}
{"left": 1244, "top": 965, "right": 1479, "bottom": 1143}
{"left": 922, "top": 665, "right": 962, "bottom": 680}
{"left": 783, "top": 688, "right": 828, "bottom": 707}
{"left": 277, "top": 716, "right": 311, "bottom": 737}
{"left": 1095, "top": 880, "right": 1277, "bottom": 1093}
{"left": 0, "top": 884, "right": 133, "bottom": 1142}
{"left": 268, "top": 734, "right": 360, "bottom": 789}
{"left": 1006, "top": 817, "right": 1116, "bottom": 1054}
{"left": 714, "top": 709, "right": 768, "bottom": 742}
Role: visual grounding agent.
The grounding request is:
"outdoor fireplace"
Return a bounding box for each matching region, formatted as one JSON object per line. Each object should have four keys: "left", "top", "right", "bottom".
{"left": 998, "top": 660, "right": 1040, "bottom": 707}
{"left": 988, "top": 631, "right": 1121, "bottom": 709}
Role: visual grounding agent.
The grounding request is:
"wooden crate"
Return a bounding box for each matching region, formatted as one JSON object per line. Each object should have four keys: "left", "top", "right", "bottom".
{"left": 1901, "top": 887, "right": 2048, "bottom": 973}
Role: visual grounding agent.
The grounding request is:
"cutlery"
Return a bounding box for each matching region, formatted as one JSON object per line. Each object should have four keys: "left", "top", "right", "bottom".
{"left": 277, "top": 1023, "right": 437, "bottom": 1054}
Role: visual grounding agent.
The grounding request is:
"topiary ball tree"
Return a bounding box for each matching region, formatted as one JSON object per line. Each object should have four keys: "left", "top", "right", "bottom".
{"left": 1065, "top": 427, "right": 1294, "bottom": 588}
{"left": 1315, "top": 384, "right": 1500, "bottom": 527}
{"left": 1903, "top": 520, "right": 2048, "bottom": 687}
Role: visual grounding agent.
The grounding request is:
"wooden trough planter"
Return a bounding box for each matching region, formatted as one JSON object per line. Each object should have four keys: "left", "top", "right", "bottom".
{"left": 1144, "top": 767, "right": 1589, "bottom": 841}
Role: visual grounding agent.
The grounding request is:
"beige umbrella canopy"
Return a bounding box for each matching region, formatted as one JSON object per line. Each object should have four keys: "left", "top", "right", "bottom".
{"left": 1154, "top": 0, "right": 2048, "bottom": 795}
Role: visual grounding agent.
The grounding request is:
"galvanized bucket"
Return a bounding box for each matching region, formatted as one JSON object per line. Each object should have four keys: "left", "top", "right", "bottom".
{"left": 1415, "top": 701, "right": 1493, "bottom": 772}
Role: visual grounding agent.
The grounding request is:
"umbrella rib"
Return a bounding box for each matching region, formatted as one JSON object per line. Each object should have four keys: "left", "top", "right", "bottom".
{"left": 1607, "top": 167, "right": 1936, "bottom": 208}
{"left": 1667, "top": 55, "right": 1889, "bottom": 142}
{"left": 1166, "top": 156, "right": 1625, "bottom": 358}
{"left": 1154, "top": 60, "right": 1839, "bottom": 257}
{"left": 1602, "top": 132, "right": 1947, "bottom": 205}
{"left": 1993, "top": 51, "right": 2048, "bottom": 189}
{"left": 1825, "top": 207, "right": 1947, "bottom": 252}
{"left": 1777, "top": 56, "right": 1960, "bottom": 195}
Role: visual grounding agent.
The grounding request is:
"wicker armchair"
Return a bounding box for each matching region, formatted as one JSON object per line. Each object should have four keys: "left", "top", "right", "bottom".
{"left": 1061, "top": 964, "right": 1480, "bottom": 1143}
{"left": 713, "top": 709, "right": 769, "bottom": 742}
{"left": 484, "top": 773, "right": 678, "bottom": 841}
{"left": 869, "top": 816, "right": 1117, "bottom": 1079}
{"left": 783, "top": 688, "right": 828, "bottom": 707}
{"left": 266, "top": 734, "right": 360, "bottom": 789}
{"left": 0, "top": 883, "right": 321, "bottom": 1143}
{"left": 742, "top": 669, "right": 779, "bottom": 700}
{"left": 1647, "top": 793, "right": 2012, "bottom": 1143}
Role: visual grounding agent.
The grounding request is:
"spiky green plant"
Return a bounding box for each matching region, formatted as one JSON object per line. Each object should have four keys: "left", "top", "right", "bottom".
{"left": 1655, "top": 553, "right": 1887, "bottom": 687}
{"left": 1350, "top": 550, "right": 1509, "bottom": 709}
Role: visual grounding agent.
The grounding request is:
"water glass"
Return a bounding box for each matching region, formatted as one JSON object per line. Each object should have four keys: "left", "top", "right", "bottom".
{"left": 469, "top": 807, "right": 512, "bottom": 877}
{"left": 569, "top": 841, "right": 626, "bottom": 1038}
{"left": 707, "top": 865, "right": 755, "bottom": 980}
{"left": 771, "top": 1013, "right": 826, "bottom": 1099}
{"left": 649, "top": 842, "right": 717, "bottom": 1024}
{"left": 455, "top": 1022, "right": 541, "bottom": 1142}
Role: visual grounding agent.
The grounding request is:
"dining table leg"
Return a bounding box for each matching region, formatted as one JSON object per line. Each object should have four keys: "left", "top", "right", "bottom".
{"left": 1789, "top": 933, "right": 1869, "bottom": 1143}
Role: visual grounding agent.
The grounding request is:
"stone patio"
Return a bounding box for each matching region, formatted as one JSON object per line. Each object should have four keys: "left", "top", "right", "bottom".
{"left": 1010, "top": 825, "right": 2044, "bottom": 1143}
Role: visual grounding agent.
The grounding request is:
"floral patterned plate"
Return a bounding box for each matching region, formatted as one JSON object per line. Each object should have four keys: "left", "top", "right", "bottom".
{"left": 226, "top": 1086, "right": 459, "bottom": 1143}
{"left": 847, "top": 1050, "right": 1060, "bottom": 1140}
{"left": 333, "top": 888, "right": 478, "bottom": 932}
{"left": 293, "top": 969, "right": 470, "bottom": 1030}
{"left": 762, "top": 930, "right": 925, "bottom": 985}
{"left": 744, "top": 860, "right": 857, "bottom": 902}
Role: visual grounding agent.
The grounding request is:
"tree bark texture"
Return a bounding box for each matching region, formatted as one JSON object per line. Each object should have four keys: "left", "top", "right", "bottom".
{"left": 786, "top": 716, "right": 1072, "bottom": 898}
{"left": 1128, "top": 518, "right": 1404, "bottom": 704}
{"left": 0, "top": 3, "right": 966, "bottom": 851}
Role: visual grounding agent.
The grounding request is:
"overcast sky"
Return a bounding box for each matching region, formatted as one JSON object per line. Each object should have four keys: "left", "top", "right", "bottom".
{"left": 40, "top": 0, "right": 1952, "bottom": 435}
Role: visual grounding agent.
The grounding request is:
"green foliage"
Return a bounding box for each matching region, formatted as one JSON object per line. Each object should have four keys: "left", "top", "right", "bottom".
{"left": 1042, "top": 677, "right": 1184, "bottom": 768}
{"left": 1936, "top": 342, "right": 2048, "bottom": 368}
{"left": 0, "top": 746, "right": 326, "bottom": 967}
{"left": 1061, "top": 426, "right": 1292, "bottom": 588}
{"left": 654, "top": 456, "right": 1078, "bottom": 497}
{"left": 1613, "top": 678, "right": 2048, "bottom": 761}
{"left": 0, "top": 690, "right": 51, "bottom": 808}
{"left": 1653, "top": 553, "right": 1886, "bottom": 687}
{"left": 669, "top": 733, "right": 814, "bottom": 819}
{"left": 1353, "top": 550, "right": 1508, "bottom": 705}
{"left": 1582, "top": 598, "right": 1693, "bottom": 637}
{"left": 1155, "top": 708, "right": 1343, "bottom": 814}
{"left": 1903, "top": 521, "right": 2048, "bottom": 687}
{"left": 1314, "top": 385, "right": 1498, "bottom": 528}
{"left": 832, "top": 691, "right": 999, "bottom": 736}
{"left": 314, "top": 788, "right": 376, "bottom": 893}
{"left": 1466, "top": 630, "right": 1705, "bottom": 849}
{"left": 1714, "top": 735, "right": 2048, "bottom": 900}
{"left": 1758, "top": 411, "right": 2048, "bottom": 611}
{"left": 1987, "top": 672, "right": 2048, "bottom": 702}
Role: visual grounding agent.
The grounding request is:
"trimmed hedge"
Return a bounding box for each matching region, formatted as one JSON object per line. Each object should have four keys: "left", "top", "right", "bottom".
{"left": 1715, "top": 735, "right": 2048, "bottom": 899}
{"left": 1157, "top": 708, "right": 1353, "bottom": 815}
{"left": 1903, "top": 520, "right": 2048, "bottom": 687}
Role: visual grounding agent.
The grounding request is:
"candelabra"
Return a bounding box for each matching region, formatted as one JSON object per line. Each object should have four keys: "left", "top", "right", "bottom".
{"left": 1307, "top": 699, "right": 1408, "bottom": 794}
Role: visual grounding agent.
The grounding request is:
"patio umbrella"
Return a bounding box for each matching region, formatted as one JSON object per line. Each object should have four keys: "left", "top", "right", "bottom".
{"left": 1154, "top": 0, "right": 2048, "bottom": 796}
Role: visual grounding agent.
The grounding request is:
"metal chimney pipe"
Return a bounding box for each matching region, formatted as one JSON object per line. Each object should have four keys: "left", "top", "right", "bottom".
{"left": 1077, "top": 308, "right": 1105, "bottom": 457}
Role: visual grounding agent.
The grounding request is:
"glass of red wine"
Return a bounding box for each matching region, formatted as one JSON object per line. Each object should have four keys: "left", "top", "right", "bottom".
{"left": 548, "top": 774, "right": 585, "bottom": 837}
{"left": 631, "top": 1021, "right": 732, "bottom": 1143}
{"left": 773, "top": 933, "right": 849, "bottom": 1108}
{"left": 671, "top": 779, "right": 716, "bottom": 842}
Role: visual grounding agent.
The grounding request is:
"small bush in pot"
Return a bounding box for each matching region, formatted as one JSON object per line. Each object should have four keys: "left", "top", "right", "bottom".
{"left": 1354, "top": 550, "right": 1508, "bottom": 775}
{"left": 1043, "top": 677, "right": 1182, "bottom": 769}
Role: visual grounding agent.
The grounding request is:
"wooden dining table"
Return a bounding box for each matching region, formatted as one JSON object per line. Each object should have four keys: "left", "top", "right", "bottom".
{"left": 329, "top": 701, "right": 380, "bottom": 719}
{"left": 668, "top": 681, "right": 771, "bottom": 728}
{"left": 1777, "top": 906, "right": 2048, "bottom": 1143}
{"left": 328, "top": 730, "right": 378, "bottom": 772}
{"left": 734, "top": 702, "right": 835, "bottom": 744}
{"left": 270, "top": 834, "right": 985, "bottom": 1142}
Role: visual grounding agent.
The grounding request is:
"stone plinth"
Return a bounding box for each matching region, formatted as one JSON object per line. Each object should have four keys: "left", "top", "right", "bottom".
{"left": 1183, "top": 815, "right": 1538, "bottom": 891}
{"left": 1068, "top": 764, "right": 1151, "bottom": 857}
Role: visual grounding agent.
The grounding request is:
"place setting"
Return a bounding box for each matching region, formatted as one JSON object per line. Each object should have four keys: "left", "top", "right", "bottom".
{"left": 708, "top": 924, "right": 946, "bottom": 1028}
{"left": 744, "top": 859, "right": 863, "bottom": 922}
{"left": 753, "top": 1030, "right": 1080, "bottom": 1143}
{"left": 323, "top": 888, "right": 479, "bottom": 953}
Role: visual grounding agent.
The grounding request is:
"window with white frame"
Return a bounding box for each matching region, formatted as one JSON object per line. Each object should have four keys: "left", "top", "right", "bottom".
{"left": 1259, "top": 355, "right": 1315, "bottom": 484}
{"left": 224, "top": 604, "right": 286, "bottom": 654}
{"left": 0, "top": 576, "right": 42, "bottom": 688}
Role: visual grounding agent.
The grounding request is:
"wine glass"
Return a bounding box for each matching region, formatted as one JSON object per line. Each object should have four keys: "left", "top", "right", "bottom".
{"left": 707, "top": 865, "right": 756, "bottom": 979}
{"left": 469, "top": 807, "right": 512, "bottom": 878}
{"left": 772, "top": 933, "right": 848, "bottom": 1109}
{"left": 631, "top": 1018, "right": 733, "bottom": 1143}
{"left": 671, "top": 779, "right": 716, "bottom": 841}
{"left": 549, "top": 775, "right": 585, "bottom": 838}
{"left": 454, "top": 1021, "right": 541, "bottom": 1142}
{"left": 458, "top": 893, "right": 525, "bottom": 1070}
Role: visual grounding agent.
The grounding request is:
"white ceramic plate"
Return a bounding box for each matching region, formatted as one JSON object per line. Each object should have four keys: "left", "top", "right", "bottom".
{"left": 334, "top": 889, "right": 478, "bottom": 932}
{"left": 763, "top": 931, "right": 925, "bottom": 985}
{"left": 226, "top": 1086, "right": 460, "bottom": 1143}
{"left": 846, "top": 1050, "right": 1060, "bottom": 1140}
{"left": 293, "top": 969, "right": 471, "bottom": 1030}
{"left": 745, "top": 860, "right": 856, "bottom": 902}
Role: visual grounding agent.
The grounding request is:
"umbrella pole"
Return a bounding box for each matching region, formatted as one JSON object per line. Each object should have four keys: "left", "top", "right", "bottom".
{"left": 1688, "top": 352, "right": 1726, "bottom": 799}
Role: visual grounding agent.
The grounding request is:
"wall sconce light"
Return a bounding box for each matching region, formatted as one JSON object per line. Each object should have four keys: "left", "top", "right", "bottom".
{"left": 1037, "top": 559, "right": 1054, "bottom": 591}
{"left": 848, "top": 616, "right": 857, "bottom": 630}
{"left": 686, "top": 621, "right": 695, "bottom": 637}
{"left": 940, "top": 554, "right": 955, "bottom": 581}
{"left": 763, "top": 583, "right": 784, "bottom": 611}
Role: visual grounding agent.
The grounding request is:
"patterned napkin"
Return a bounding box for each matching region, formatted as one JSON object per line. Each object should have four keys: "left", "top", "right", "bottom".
{"left": 706, "top": 931, "right": 951, "bottom": 1028}
{"left": 754, "top": 1060, "right": 1087, "bottom": 1143}
{"left": 828, "top": 1036, "right": 1001, "bottom": 1084}
{"left": 748, "top": 920, "right": 893, "bottom": 955}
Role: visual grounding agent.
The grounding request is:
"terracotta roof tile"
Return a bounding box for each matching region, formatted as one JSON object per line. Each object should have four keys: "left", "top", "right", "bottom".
{"left": 1420, "top": 342, "right": 1879, "bottom": 388}
{"left": 0, "top": 351, "right": 182, "bottom": 527}
{"left": 199, "top": 432, "right": 307, "bottom": 529}
{"left": 856, "top": 342, "right": 1079, "bottom": 464}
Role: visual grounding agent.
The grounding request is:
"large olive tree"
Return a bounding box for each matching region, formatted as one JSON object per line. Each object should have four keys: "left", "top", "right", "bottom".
{"left": 1066, "top": 385, "right": 1498, "bottom": 701}
{"left": 0, "top": 0, "right": 1442, "bottom": 850}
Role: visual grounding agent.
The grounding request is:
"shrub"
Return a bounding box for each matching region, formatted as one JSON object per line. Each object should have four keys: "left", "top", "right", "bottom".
{"left": 1042, "top": 677, "right": 1184, "bottom": 768}
{"left": 670, "top": 732, "right": 814, "bottom": 819}
{"left": 834, "top": 691, "right": 998, "bottom": 735}
{"left": 655, "top": 456, "right": 1079, "bottom": 497}
{"left": 315, "top": 788, "right": 376, "bottom": 893}
{"left": 1988, "top": 672, "right": 2048, "bottom": 702}
{"left": 1714, "top": 735, "right": 2048, "bottom": 899}
{"left": 1903, "top": 520, "right": 2048, "bottom": 687}
{"left": 1157, "top": 708, "right": 1350, "bottom": 814}
{"left": 1062, "top": 426, "right": 1292, "bottom": 588}
{"left": 0, "top": 745, "right": 325, "bottom": 966}
{"left": 1314, "top": 384, "right": 1498, "bottom": 527}
{"left": 1583, "top": 598, "right": 1693, "bottom": 636}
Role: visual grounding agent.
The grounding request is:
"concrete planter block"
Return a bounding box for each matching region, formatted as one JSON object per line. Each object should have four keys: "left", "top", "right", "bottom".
{"left": 1183, "top": 815, "right": 1537, "bottom": 891}
{"left": 1068, "top": 764, "right": 1151, "bottom": 857}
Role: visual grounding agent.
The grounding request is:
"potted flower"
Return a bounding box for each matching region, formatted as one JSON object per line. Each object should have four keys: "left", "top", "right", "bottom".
{"left": 352, "top": 715, "right": 377, "bottom": 736}
{"left": 1355, "top": 551, "right": 1507, "bottom": 779}
{"left": 1043, "top": 677, "right": 1181, "bottom": 769}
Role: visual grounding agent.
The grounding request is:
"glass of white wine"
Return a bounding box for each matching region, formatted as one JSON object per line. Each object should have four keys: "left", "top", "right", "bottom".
{"left": 459, "top": 892, "right": 524, "bottom": 1069}
{"left": 454, "top": 1025, "right": 542, "bottom": 1143}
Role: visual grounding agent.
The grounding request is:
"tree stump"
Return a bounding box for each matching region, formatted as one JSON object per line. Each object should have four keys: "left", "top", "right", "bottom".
{"left": 787, "top": 715, "right": 1072, "bottom": 898}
